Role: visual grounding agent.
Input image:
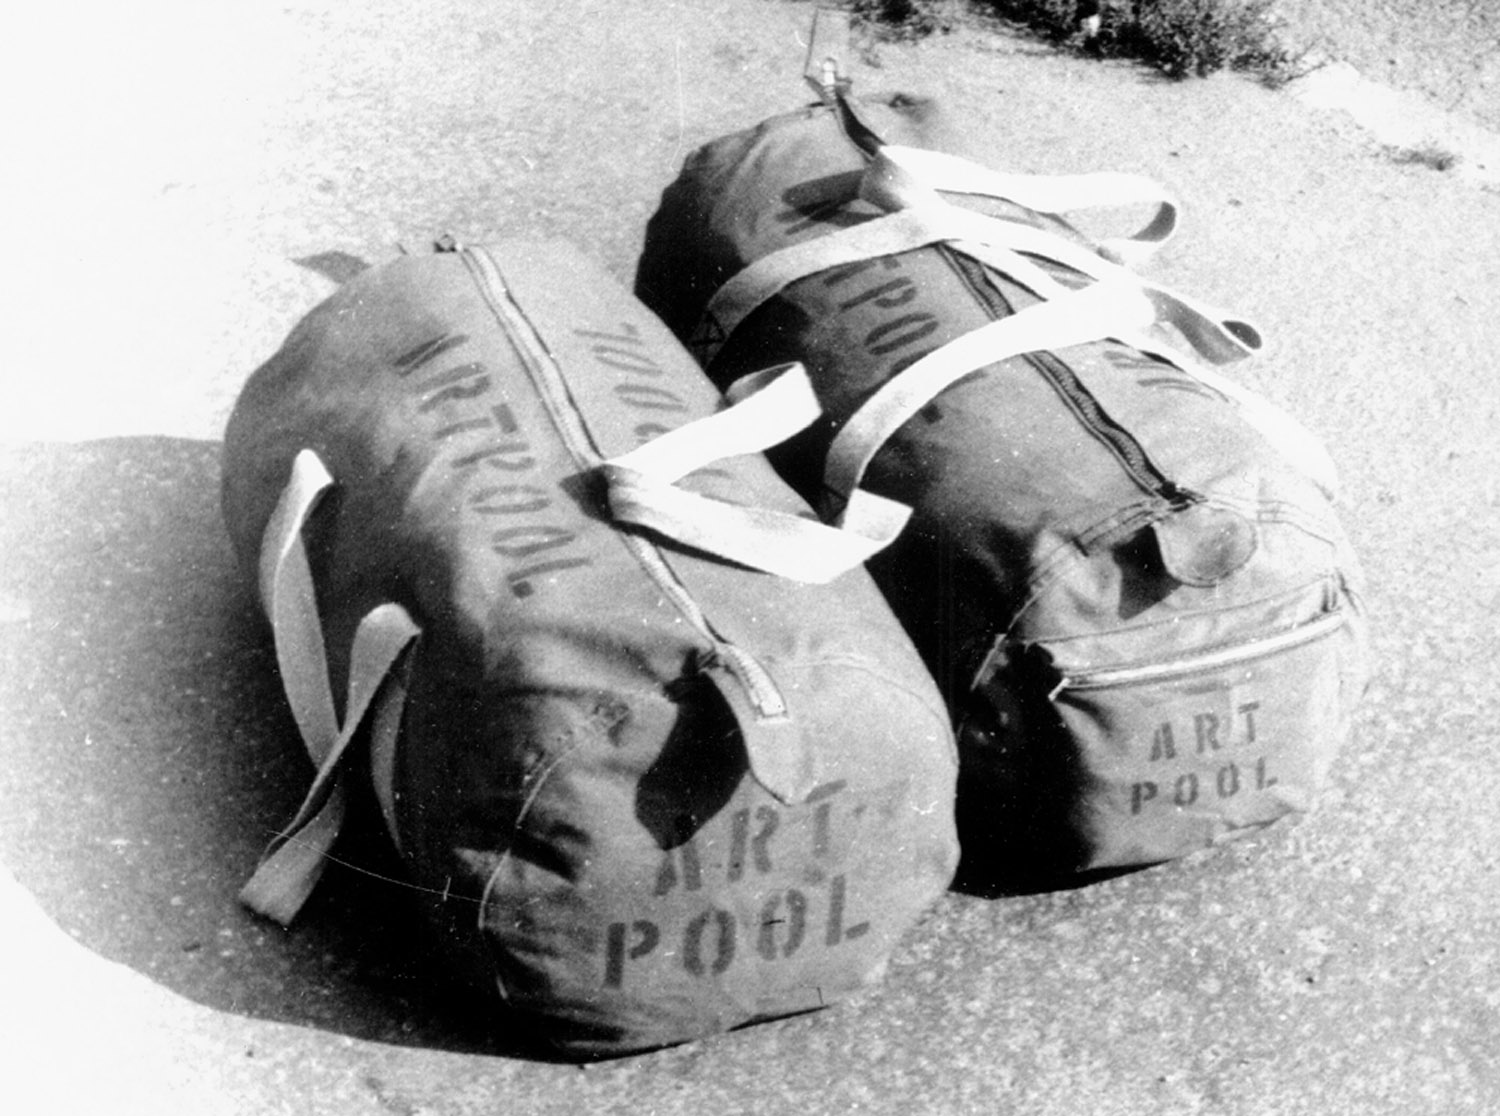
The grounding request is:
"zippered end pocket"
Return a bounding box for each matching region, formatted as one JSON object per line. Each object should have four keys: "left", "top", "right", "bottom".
{"left": 963, "top": 602, "right": 1365, "bottom": 872}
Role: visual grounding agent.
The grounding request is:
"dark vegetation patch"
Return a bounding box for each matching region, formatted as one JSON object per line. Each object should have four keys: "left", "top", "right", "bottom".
{"left": 852, "top": 0, "right": 1295, "bottom": 82}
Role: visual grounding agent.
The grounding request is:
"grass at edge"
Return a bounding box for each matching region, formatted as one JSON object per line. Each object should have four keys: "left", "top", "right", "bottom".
{"left": 852, "top": 0, "right": 1298, "bottom": 83}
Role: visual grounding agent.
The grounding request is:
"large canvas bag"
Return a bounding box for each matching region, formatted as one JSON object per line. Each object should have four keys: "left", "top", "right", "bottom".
{"left": 221, "top": 239, "right": 959, "bottom": 1055}
{"left": 636, "top": 92, "right": 1369, "bottom": 880}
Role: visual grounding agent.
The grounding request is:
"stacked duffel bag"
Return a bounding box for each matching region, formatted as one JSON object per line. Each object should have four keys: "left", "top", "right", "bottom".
{"left": 635, "top": 81, "right": 1369, "bottom": 884}
{"left": 222, "top": 238, "right": 959, "bottom": 1056}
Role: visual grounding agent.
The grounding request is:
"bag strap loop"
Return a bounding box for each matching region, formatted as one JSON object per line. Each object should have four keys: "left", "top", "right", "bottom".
{"left": 694, "top": 205, "right": 1260, "bottom": 373}
{"left": 240, "top": 450, "right": 421, "bottom": 925}
{"left": 695, "top": 140, "right": 1338, "bottom": 499}
{"left": 862, "top": 143, "right": 1180, "bottom": 266}
{"left": 601, "top": 364, "right": 910, "bottom": 582}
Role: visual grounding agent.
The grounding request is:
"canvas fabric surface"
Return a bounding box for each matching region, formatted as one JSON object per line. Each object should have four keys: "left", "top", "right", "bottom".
{"left": 635, "top": 94, "right": 1369, "bottom": 878}
{"left": 221, "top": 239, "right": 959, "bottom": 1055}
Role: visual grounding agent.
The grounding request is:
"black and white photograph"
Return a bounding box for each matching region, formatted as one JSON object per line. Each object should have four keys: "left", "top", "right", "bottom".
{"left": 1, "top": 1, "right": 1496, "bottom": 1112}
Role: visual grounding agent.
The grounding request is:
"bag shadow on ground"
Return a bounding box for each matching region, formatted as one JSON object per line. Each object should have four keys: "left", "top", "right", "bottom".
{"left": 0, "top": 436, "right": 548, "bottom": 1057}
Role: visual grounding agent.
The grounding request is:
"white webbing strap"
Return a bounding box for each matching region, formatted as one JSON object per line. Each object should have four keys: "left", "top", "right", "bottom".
{"left": 601, "top": 363, "right": 910, "bottom": 582}
{"left": 945, "top": 234, "right": 1333, "bottom": 493}
{"left": 256, "top": 450, "right": 338, "bottom": 755}
{"left": 698, "top": 204, "right": 1260, "bottom": 372}
{"left": 693, "top": 209, "right": 973, "bottom": 364}
{"left": 823, "top": 283, "right": 1159, "bottom": 505}
{"left": 240, "top": 449, "right": 421, "bottom": 925}
{"left": 803, "top": 216, "right": 1332, "bottom": 497}
{"left": 951, "top": 221, "right": 1263, "bottom": 363}
{"left": 699, "top": 173, "right": 1337, "bottom": 494}
{"left": 863, "top": 144, "right": 1179, "bottom": 266}
{"left": 852, "top": 144, "right": 1268, "bottom": 372}
{"left": 367, "top": 655, "right": 414, "bottom": 857}
{"left": 918, "top": 228, "right": 1333, "bottom": 493}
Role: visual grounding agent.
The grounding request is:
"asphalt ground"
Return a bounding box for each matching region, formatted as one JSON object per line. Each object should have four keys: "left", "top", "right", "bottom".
{"left": 1274, "top": 0, "right": 1500, "bottom": 130}
{"left": 1, "top": 2, "right": 1497, "bottom": 1113}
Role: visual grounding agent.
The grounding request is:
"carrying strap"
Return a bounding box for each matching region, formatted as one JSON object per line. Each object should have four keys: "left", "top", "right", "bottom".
{"left": 240, "top": 450, "right": 421, "bottom": 925}
{"left": 462, "top": 243, "right": 906, "bottom": 582}
{"left": 703, "top": 141, "right": 1339, "bottom": 499}
{"left": 943, "top": 220, "right": 1262, "bottom": 365}
{"left": 823, "top": 282, "right": 1158, "bottom": 509}
{"left": 600, "top": 363, "right": 910, "bottom": 581}
{"left": 697, "top": 205, "right": 1259, "bottom": 373}
{"left": 863, "top": 143, "right": 1179, "bottom": 266}
{"left": 812, "top": 71, "right": 1177, "bottom": 267}
{"left": 821, "top": 215, "right": 1335, "bottom": 494}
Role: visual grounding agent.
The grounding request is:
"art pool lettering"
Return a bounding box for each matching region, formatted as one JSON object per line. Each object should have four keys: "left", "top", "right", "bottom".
{"left": 1128, "top": 702, "right": 1278, "bottom": 816}
{"left": 820, "top": 255, "right": 945, "bottom": 391}
{"left": 602, "top": 874, "right": 871, "bottom": 989}
{"left": 389, "top": 317, "right": 744, "bottom": 597}
{"left": 390, "top": 331, "right": 593, "bottom": 598}
{"left": 1128, "top": 758, "right": 1279, "bottom": 815}
{"left": 653, "top": 788, "right": 847, "bottom": 898}
{"left": 773, "top": 186, "right": 867, "bottom": 238}
{"left": 574, "top": 323, "right": 692, "bottom": 430}
{"left": 603, "top": 782, "right": 877, "bottom": 989}
{"left": 1148, "top": 701, "right": 1261, "bottom": 761}
{"left": 1130, "top": 699, "right": 1276, "bottom": 814}
{"left": 571, "top": 324, "right": 730, "bottom": 479}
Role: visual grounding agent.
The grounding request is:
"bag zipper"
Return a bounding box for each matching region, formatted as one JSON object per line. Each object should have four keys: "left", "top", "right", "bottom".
{"left": 1049, "top": 609, "right": 1348, "bottom": 694}
{"left": 943, "top": 245, "right": 1198, "bottom": 510}
{"left": 824, "top": 89, "right": 1189, "bottom": 511}
{"left": 460, "top": 246, "right": 788, "bottom": 721}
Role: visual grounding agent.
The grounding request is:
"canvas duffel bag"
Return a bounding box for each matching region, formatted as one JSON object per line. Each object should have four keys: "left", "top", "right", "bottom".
{"left": 221, "top": 238, "right": 959, "bottom": 1055}
{"left": 635, "top": 91, "right": 1369, "bottom": 880}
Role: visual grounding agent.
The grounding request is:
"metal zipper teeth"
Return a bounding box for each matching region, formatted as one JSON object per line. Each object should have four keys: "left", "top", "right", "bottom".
{"left": 944, "top": 248, "right": 1196, "bottom": 508}
{"left": 1029, "top": 349, "right": 1195, "bottom": 505}
{"left": 461, "top": 247, "right": 788, "bottom": 720}
{"left": 1053, "top": 610, "right": 1348, "bottom": 693}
